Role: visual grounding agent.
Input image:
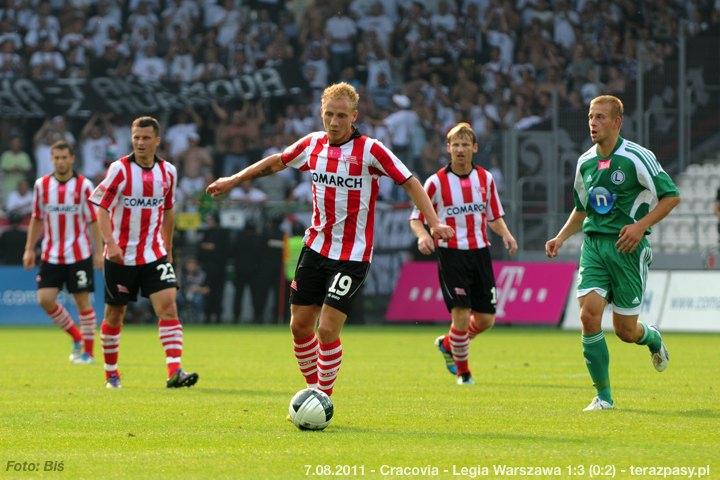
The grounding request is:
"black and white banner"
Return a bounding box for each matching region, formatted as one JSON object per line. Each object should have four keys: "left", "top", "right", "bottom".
{"left": 0, "top": 64, "right": 304, "bottom": 118}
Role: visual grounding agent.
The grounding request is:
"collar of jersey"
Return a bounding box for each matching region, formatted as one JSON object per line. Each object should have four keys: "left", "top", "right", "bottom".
{"left": 595, "top": 136, "right": 624, "bottom": 158}
{"left": 52, "top": 171, "right": 77, "bottom": 183}
{"left": 445, "top": 163, "right": 476, "bottom": 178}
{"left": 128, "top": 152, "right": 161, "bottom": 170}
{"left": 328, "top": 126, "right": 361, "bottom": 147}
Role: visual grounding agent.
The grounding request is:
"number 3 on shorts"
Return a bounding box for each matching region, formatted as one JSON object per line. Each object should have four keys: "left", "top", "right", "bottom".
{"left": 76, "top": 270, "right": 88, "bottom": 288}
{"left": 328, "top": 273, "right": 352, "bottom": 296}
{"left": 156, "top": 262, "right": 177, "bottom": 282}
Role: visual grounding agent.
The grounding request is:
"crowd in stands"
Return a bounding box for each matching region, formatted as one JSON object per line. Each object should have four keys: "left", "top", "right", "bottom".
{"left": 0, "top": 0, "right": 717, "bottom": 321}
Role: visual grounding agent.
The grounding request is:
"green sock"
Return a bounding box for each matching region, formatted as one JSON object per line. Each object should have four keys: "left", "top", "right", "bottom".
{"left": 582, "top": 332, "right": 612, "bottom": 404}
{"left": 636, "top": 322, "right": 662, "bottom": 353}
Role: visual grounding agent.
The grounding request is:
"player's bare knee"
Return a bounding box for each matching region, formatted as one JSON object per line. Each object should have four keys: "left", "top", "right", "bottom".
{"left": 104, "top": 305, "right": 125, "bottom": 327}
{"left": 289, "top": 321, "right": 311, "bottom": 339}
{"left": 156, "top": 304, "right": 178, "bottom": 320}
{"left": 579, "top": 309, "right": 602, "bottom": 332}
{"left": 316, "top": 324, "right": 339, "bottom": 344}
{"left": 614, "top": 327, "right": 637, "bottom": 343}
{"left": 473, "top": 314, "right": 495, "bottom": 332}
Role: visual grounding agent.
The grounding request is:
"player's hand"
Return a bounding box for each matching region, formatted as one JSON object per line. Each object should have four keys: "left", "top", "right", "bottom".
{"left": 93, "top": 253, "right": 104, "bottom": 270}
{"left": 616, "top": 223, "right": 644, "bottom": 253}
{"left": 206, "top": 176, "right": 235, "bottom": 197}
{"left": 430, "top": 223, "right": 454, "bottom": 241}
{"left": 503, "top": 234, "right": 518, "bottom": 256}
{"left": 106, "top": 243, "right": 123, "bottom": 263}
{"left": 545, "top": 236, "right": 563, "bottom": 258}
{"left": 22, "top": 249, "right": 35, "bottom": 270}
{"left": 417, "top": 236, "right": 435, "bottom": 255}
{"left": 166, "top": 250, "right": 173, "bottom": 264}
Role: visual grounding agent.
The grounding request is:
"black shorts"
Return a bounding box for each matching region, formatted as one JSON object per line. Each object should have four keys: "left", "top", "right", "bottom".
{"left": 437, "top": 247, "right": 496, "bottom": 314}
{"left": 104, "top": 256, "right": 178, "bottom": 305}
{"left": 289, "top": 247, "right": 369, "bottom": 315}
{"left": 37, "top": 257, "right": 94, "bottom": 293}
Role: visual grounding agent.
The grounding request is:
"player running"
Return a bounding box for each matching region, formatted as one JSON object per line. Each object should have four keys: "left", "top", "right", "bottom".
{"left": 410, "top": 123, "right": 517, "bottom": 385}
{"left": 545, "top": 95, "right": 680, "bottom": 411}
{"left": 24, "top": 140, "right": 103, "bottom": 364}
{"left": 89, "top": 116, "right": 198, "bottom": 389}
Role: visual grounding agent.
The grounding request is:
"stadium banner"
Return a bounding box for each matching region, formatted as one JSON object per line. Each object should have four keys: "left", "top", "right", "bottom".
{"left": 561, "top": 271, "right": 669, "bottom": 331}
{"left": 386, "top": 261, "right": 576, "bottom": 325}
{"left": 0, "top": 63, "right": 304, "bottom": 118}
{"left": 659, "top": 271, "right": 720, "bottom": 332}
{"left": 0, "top": 266, "right": 104, "bottom": 325}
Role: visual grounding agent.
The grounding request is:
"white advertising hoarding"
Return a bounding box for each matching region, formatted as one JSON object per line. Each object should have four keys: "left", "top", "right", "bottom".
{"left": 659, "top": 272, "right": 720, "bottom": 332}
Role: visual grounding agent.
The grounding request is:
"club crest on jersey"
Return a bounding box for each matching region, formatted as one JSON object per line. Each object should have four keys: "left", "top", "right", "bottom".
{"left": 588, "top": 186, "right": 616, "bottom": 214}
{"left": 475, "top": 186, "right": 486, "bottom": 196}
{"left": 342, "top": 155, "right": 359, "bottom": 165}
{"left": 610, "top": 169, "right": 625, "bottom": 185}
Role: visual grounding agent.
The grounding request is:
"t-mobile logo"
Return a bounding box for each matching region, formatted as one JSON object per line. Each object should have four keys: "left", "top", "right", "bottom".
{"left": 495, "top": 266, "right": 549, "bottom": 317}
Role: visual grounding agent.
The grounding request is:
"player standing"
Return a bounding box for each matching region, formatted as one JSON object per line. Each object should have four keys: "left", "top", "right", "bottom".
{"left": 207, "top": 82, "right": 454, "bottom": 397}
{"left": 89, "top": 116, "right": 198, "bottom": 389}
{"left": 410, "top": 123, "right": 517, "bottom": 385}
{"left": 545, "top": 95, "right": 680, "bottom": 410}
{"left": 23, "top": 140, "right": 103, "bottom": 364}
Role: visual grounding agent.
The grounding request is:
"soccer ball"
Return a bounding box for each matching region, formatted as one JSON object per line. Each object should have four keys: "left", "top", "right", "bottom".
{"left": 288, "top": 388, "right": 334, "bottom": 431}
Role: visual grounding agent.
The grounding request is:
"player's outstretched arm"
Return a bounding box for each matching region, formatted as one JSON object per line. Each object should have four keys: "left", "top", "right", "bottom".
{"left": 402, "top": 177, "right": 454, "bottom": 240}
{"left": 206, "top": 153, "right": 286, "bottom": 197}
{"left": 545, "top": 208, "right": 586, "bottom": 258}
{"left": 409, "top": 219, "right": 435, "bottom": 255}
{"left": 488, "top": 217, "right": 518, "bottom": 255}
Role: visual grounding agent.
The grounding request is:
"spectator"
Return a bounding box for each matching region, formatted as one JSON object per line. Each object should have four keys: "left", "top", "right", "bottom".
{"left": 29, "top": 35, "right": 66, "bottom": 79}
{"left": 178, "top": 257, "right": 209, "bottom": 323}
{"left": 79, "top": 113, "right": 114, "bottom": 182}
{"left": 6, "top": 178, "right": 33, "bottom": 217}
{"left": 197, "top": 213, "right": 228, "bottom": 323}
{"left": 165, "top": 109, "right": 201, "bottom": 160}
{"left": 213, "top": 105, "right": 248, "bottom": 177}
{"left": 0, "top": 38, "right": 24, "bottom": 78}
{"left": 715, "top": 185, "right": 720, "bottom": 245}
{"left": 324, "top": 3, "right": 357, "bottom": 79}
{"left": 0, "top": 212, "right": 26, "bottom": 264}
{"left": 131, "top": 43, "right": 166, "bottom": 81}
{"left": 0, "top": 136, "right": 32, "bottom": 201}
{"left": 383, "top": 94, "right": 421, "bottom": 168}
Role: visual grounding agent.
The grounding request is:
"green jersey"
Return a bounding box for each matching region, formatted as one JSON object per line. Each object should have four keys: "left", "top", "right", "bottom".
{"left": 573, "top": 136, "right": 679, "bottom": 235}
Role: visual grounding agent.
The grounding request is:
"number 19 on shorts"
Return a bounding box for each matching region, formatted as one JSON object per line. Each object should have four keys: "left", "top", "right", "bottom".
{"left": 328, "top": 273, "right": 352, "bottom": 297}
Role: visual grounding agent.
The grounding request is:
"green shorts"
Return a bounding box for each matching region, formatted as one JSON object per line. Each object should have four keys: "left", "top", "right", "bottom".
{"left": 577, "top": 233, "right": 652, "bottom": 315}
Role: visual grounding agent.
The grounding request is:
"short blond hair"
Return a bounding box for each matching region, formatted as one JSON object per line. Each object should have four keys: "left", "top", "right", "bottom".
{"left": 321, "top": 82, "right": 359, "bottom": 111}
{"left": 590, "top": 95, "right": 624, "bottom": 118}
{"left": 446, "top": 122, "right": 477, "bottom": 144}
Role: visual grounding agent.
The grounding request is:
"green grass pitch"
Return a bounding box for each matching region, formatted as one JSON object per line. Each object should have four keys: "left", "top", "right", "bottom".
{"left": 1, "top": 325, "right": 718, "bottom": 479}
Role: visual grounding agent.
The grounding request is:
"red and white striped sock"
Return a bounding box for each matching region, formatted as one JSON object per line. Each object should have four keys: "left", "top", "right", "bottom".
{"left": 79, "top": 308, "right": 96, "bottom": 357}
{"left": 317, "top": 339, "right": 342, "bottom": 396}
{"left": 159, "top": 319, "right": 183, "bottom": 378}
{"left": 449, "top": 327, "right": 470, "bottom": 375}
{"left": 48, "top": 304, "right": 82, "bottom": 342}
{"left": 468, "top": 316, "right": 482, "bottom": 340}
{"left": 100, "top": 321, "right": 121, "bottom": 379}
{"left": 293, "top": 333, "right": 319, "bottom": 388}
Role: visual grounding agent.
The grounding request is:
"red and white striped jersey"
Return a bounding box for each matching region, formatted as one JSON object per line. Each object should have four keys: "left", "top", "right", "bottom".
{"left": 281, "top": 129, "right": 412, "bottom": 262}
{"left": 32, "top": 173, "right": 97, "bottom": 265}
{"left": 411, "top": 165, "right": 504, "bottom": 250}
{"left": 89, "top": 154, "right": 176, "bottom": 265}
